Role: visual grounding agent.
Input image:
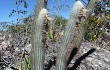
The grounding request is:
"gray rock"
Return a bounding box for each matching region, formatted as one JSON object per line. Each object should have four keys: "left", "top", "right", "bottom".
{"left": 70, "top": 42, "right": 110, "bottom": 70}
{"left": 4, "top": 67, "right": 13, "bottom": 70}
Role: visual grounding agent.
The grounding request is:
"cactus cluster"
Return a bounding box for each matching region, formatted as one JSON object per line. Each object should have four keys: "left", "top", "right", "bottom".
{"left": 31, "top": 0, "right": 99, "bottom": 70}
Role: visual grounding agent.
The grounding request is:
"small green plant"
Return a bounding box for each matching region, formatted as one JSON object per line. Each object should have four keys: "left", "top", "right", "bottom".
{"left": 49, "top": 26, "right": 56, "bottom": 42}
{"left": 7, "top": 24, "right": 25, "bottom": 32}
{"left": 7, "top": 16, "right": 32, "bottom": 32}
{"left": 85, "top": 16, "right": 104, "bottom": 42}
{"left": 24, "top": 55, "right": 30, "bottom": 70}
{"left": 53, "top": 16, "right": 67, "bottom": 28}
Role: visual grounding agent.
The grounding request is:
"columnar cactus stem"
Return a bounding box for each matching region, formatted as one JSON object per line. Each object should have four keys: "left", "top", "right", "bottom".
{"left": 31, "top": 8, "right": 50, "bottom": 70}
{"left": 31, "top": 0, "right": 48, "bottom": 70}
{"left": 56, "top": 0, "right": 100, "bottom": 70}
{"left": 66, "top": 0, "right": 100, "bottom": 66}
{"left": 56, "top": 1, "right": 85, "bottom": 70}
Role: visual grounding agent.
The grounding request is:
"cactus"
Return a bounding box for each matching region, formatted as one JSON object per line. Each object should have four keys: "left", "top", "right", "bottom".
{"left": 31, "top": 0, "right": 99, "bottom": 70}
{"left": 30, "top": 0, "right": 48, "bottom": 70}
{"left": 31, "top": 8, "right": 50, "bottom": 70}
{"left": 56, "top": 0, "right": 98, "bottom": 70}
{"left": 56, "top": 1, "right": 86, "bottom": 70}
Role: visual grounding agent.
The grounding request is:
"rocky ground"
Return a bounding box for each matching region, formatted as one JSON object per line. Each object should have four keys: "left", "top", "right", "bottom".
{"left": 68, "top": 41, "right": 110, "bottom": 70}
{"left": 0, "top": 30, "right": 110, "bottom": 70}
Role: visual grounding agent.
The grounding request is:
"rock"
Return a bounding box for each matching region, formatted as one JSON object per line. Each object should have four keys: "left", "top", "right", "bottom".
{"left": 69, "top": 42, "right": 110, "bottom": 70}
{"left": 1, "top": 40, "right": 11, "bottom": 50}
{"left": 24, "top": 44, "right": 32, "bottom": 53}
{"left": 4, "top": 67, "right": 13, "bottom": 70}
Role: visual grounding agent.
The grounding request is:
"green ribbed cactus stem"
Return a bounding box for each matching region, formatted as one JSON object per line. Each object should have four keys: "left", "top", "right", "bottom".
{"left": 56, "top": 0, "right": 99, "bottom": 70}
{"left": 30, "top": 0, "right": 48, "bottom": 70}
{"left": 66, "top": 0, "right": 99, "bottom": 66}
{"left": 56, "top": 1, "right": 86, "bottom": 70}
{"left": 31, "top": 8, "right": 49, "bottom": 70}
